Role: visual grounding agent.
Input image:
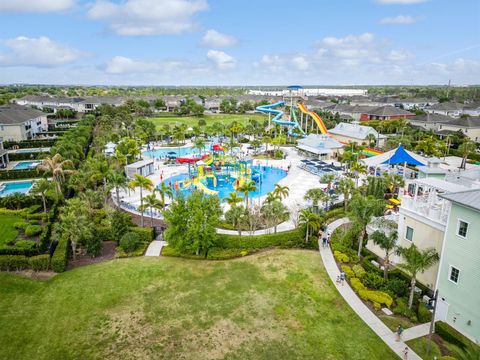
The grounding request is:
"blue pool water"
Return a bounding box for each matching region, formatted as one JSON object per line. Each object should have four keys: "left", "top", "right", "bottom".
{"left": 16, "top": 148, "right": 49, "bottom": 153}
{"left": 12, "top": 161, "right": 41, "bottom": 170}
{"left": 159, "top": 166, "right": 287, "bottom": 200}
{"left": 143, "top": 143, "right": 212, "bottom": 158}
{"left": 0, "top": 181, "right": 34, "bottom": 197}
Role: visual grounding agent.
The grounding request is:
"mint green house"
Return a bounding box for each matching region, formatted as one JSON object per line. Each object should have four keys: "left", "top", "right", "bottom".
{"left": 436, "top": 189, "right": 480, "bottom": 343}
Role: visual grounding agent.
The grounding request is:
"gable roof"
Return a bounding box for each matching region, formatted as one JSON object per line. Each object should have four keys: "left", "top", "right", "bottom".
{"left": 329, "top": 122, "right": 378, "bottom": 140}
{"left": 363, "top": 106, "right": 414, "bottom": 117}
{"left": 427, "top": 102, "right": 464, "bottom": 111}
{"left": 440, "top": 188, "right": 480, "bottom": 212}
{"left": 410, "top": 113, "right": 454, "bottom": 123}
{"left": 437, "top": 116, "right": 480, "bottom": 127}
{"left": 0, "top": 104, "right": 46, "bottom": 125}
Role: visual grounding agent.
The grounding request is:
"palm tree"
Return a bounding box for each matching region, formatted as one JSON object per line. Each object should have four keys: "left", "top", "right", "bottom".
{"left": 267, "top": 200, "right": 289, "bottom": 233}
{"left": 458, "top": 139, "right": 477, "bottom": 170}
{"left": 92, "top": 159, "right": 113, "bottom": 192}
{"left": 304, "top": 188, "right": 328, "bottom": 213}
{"left": 194, "top": 137, "right": 206, "bottom": 155}
{"left": 156, "top": 181, "right": 174, "bottom": 211}
{"left": 128, "top": 173, "right": 154, "bottom": 227}
{"left": 238, "top": 180, "right": 257, "bottom": 208}
{"left": 264, "top": 192, "right": 278, "bottom": 204}
{"left": 348, "top": 195, "right": 385, "bottom": 257}
{"left": 382, "top": 172, "right": 405, "bottom": 196}
{"left": 262, "top": 135, "right": 272, "bottom": 153}
{"left": 351, "top": 162, "right": 367, "bottom": 188}
{"left": 371, "top": 229, "right": 398, "bottom": 279}
{"left": 299, "top": 209, "right": 322, "bottom": 243}
{"left": 30, "top": 179, "right": 55, "bottom": 213}
{"left": 108, "top": 171, "right": 128, "bottom": 207}
{"left": 397, "top": 244, "right": 439, "bottom": 309}
{"left": 37, "top": 153, "right": 75, "bottom": 194}
{"left": 224, "top": 191, "right": 243, "bottom": 207}
{"left": 273, "top": 184, "right": 289, "bottom": 200}
{"left": 337, "top": 178, "right": 355, "bottom": 211}
{"left": 366, "top": 133, "right": 377, "bottom": 148}
{"left": 139, "top": 194, "right": 163, "bottom": 227}
{"left": 320, "top": 173, "right": 335, "bottom": 188}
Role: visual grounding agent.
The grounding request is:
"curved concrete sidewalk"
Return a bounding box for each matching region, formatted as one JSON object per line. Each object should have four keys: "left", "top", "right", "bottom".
{"left": 321, "top": 218, "right": 421, "bottom": 360}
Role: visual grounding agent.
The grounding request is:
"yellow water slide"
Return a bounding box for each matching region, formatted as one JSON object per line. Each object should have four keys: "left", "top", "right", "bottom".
{"left": 192, "top": 179, "right": 218, "bottom": 195}
{"left": 297, "top": 102, "right": 328, "bottom": 135}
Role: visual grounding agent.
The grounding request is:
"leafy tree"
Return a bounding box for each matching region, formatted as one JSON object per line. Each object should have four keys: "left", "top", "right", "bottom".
{"left": 38, "top": 154, "right": 75, "bottom": 194}
{"left": 30, "top": 178, "right": 56, "bottom": 213}
{"left": 337, "top": 178, "right": 355, "bottom": 211}
{"left": 225, "top": 204, "right": 245, "bottom": 235}
{"left": 365, "top": 176, "right": 387, "bottom": 199}
{"left": 154, "top": 98, "right": 166, "bottom": 109}
{"left": 261, "top": 199, "right": 289, "bottom": 233}
{"left": 299, "top": 209, "right": 322, "bottom": 243}
{"left": 348, "top": 195, "right": 385, "bottom": 257}
{"left": 194, "top": 137, "right": 207, "bottom": 155}
{"left": 397, "top": 245, "right": 439, "bottom": 309}
{"left": 415, "top": 136, "right": 447, "bottom": 157}
{"left": 304, "top": 188, "right": 328, "bottom": 214}
{"left": 109, "top": 210, "right": 132, "bottom": 243}
{"left": 116, "top": 138, "right": 140, "bottom": 163}
{"left": 458, "top": 139, "right": 477, "bottom": 170}
{"left": 108, "top": 171, "right": 128, "bottom": 207}
{"left": 128, "top": 174, "right": 154, "bottom": 227}
{"left": 224, "top": 191, "right": 243, "bottom": 206}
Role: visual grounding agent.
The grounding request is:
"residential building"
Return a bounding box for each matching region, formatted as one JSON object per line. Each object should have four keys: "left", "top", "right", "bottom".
{"left": 15, "top": 95, "right": 125, "bottom": 113}
{"left": 329, "top": 121, "right": 387, "bottom": 147}
{"left": 425, "top": 102, "right": 465, "bottom": 118}
{"left": 409, "top": 113, "right": 455, "bottom": 131}
{"left": 0, "top": 104, "right": 48, "bottom": 141}
{"left": 417, "top": 158, "right": 447, "bottom": 180}
{"left": 360, "top": 106, "right": 415, "bottom": 121}
{"left": 435, "top": 116, "right": 480, "bottom": 142}
{"left": 296, "top": 134, "right": 343, "bottom": 160}
{"left": 436, "top": 189, "right": 480, "bottom": 343}
{"left": 393, "top": 98, "right": 438, "bottom": 110}
{"left": 0, "top": 138, "right": 8, "bottom": 168}
{"left": 248, "top": 88, "right": 367, "bottom": 97}
{"left": 463, "top": 102, "right": 480, "bottom": 117}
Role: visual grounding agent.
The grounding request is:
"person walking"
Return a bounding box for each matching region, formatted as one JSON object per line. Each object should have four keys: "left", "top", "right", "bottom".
{"left": 402, "top": 347, "right": 408, "bottom": 360}
{"left": 396, "top": 325, "right": 403, "bottom": 341}
{"left": 340, "top": 271, "right": 346, "bottom": 285}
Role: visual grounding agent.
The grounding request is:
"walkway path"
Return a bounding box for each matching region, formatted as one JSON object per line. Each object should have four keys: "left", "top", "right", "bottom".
{"left": 145, "top": 240, "right": 167, "bottom": 256}
{"left": 402, "top": 323, "right": 431, "bottom": 342}
{"left": 321, "top": 218, "right": 422, "bottom": 359}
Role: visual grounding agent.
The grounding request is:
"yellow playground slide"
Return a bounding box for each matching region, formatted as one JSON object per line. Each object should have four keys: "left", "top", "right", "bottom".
{"left": 297, "top": 102, "right": 328, "bottom": 135}
{"left": 192, "top": 179, "right": 218, "bottom": 195}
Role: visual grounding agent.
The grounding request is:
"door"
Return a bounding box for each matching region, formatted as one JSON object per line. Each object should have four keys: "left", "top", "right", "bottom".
{"left": 435, "top": 298, "right": 449, "bottom": 322}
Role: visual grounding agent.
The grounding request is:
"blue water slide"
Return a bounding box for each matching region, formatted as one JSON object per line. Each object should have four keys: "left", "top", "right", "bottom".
{"left": 255, "top": 101, "right": 305, "bottom": 137}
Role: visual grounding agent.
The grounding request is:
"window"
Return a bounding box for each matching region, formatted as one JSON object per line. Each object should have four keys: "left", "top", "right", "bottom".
{"left": 457, "top": 220, "right": 468, "bottom": 238}
{"left": 405, "top": 226, "right": 414, "bottom": 241}
{"left": 449, "top": 266, "right": 460, "bottom": 284}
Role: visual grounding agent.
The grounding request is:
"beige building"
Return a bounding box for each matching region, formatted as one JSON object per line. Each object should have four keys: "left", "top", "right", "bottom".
{"left": 329, "top": 121, "right": 387, "bottom": 148}
{"left": 435, "top": 116, "right": 480, "bottom": 142}
{"left": 0, "top": 104, "right": 48, "bottom": 141}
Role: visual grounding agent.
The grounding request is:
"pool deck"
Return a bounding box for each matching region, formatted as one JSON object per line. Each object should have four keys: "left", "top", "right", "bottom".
{"left": 115, "top": 143, "right": 341, "bottom": 224}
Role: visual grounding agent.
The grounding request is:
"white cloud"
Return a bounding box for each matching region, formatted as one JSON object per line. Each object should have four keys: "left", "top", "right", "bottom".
{"left": 322, "top": 33, "right": 374, "bottom": 47}
{"left": 0, "top": 0, "right": 74, "bottom": 12}
{"left": 88, "top": 0, "right": 208, "bottom": 36}
{"left": 387, "top": 49, "right": 415, "bottom": 62}
{"left": 376, "top": 0, "right": 428, "bottom": 4}
{"left": 206, "top": 50, "right": 236, "bottom": 70}
{"left": 380, "top": 15, "right": 419, "bottom": 24}
{"left": 0, "top": 36, "right": 84, "bottom": 67}
{"left": 202, "top": 29, "right": 237, "bottom": 48}
{"left": 291, "top": 56, "right": 309, "bottom": 71}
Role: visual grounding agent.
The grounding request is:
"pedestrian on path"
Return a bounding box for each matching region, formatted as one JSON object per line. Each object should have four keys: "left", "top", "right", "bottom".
{"left": 340, "top": 271, "right": 346, "bottom": 285}
{"left": 402, "top": 347, "right": 408, "bottom": 360}
{"left": 396, "top": 325, "right": 403, "bottom": 341}
{"left": 322, "top": 236, "right": 327, "bottom": 248}
{"left": 336, "top": 276, "right": 341, "bottom": 285}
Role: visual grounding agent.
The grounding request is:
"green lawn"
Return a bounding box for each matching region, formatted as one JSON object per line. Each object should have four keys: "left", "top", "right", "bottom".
{"left": 0, "top": 213, "right": 22, "bottom": 246}
{"left": 406, "top": 336, "right": 443, "bottom": 360}
{"left": 379, "top": 314, "right": 415, "bottom": 331}
{"left": 148, "top": 113, "right": 267, "bottom": 129}
{"left": 0, "top": 250, "right": 396, "bottom": 360}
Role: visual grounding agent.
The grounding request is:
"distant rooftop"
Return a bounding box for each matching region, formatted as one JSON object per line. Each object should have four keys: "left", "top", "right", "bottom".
{"left": 0, "top": 104, "right": 46, "bottom": 125}
{"left": 329, "top": 122, "right": 384, "bottom": 140}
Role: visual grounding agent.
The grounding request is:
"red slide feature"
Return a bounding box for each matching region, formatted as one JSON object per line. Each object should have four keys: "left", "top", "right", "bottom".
{"left": 176, "top": 154, "right": 210, "bottom": 164}
{"left": 297, "top": 102, "right": 328, "bottom": 135}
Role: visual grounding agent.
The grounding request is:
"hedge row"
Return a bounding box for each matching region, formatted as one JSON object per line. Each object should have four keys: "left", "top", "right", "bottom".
{"left": 0, "top": 169, "right": 41, "bottom": 180}
{"left": 39, "top": 203, "right": 59, "bottom": 252}
{"left": 449, "top": 148, "right": 480, "bottom": 162}
{"left": 435, "top": 321, "right": 472, "bottom": 350}
{"left": 162, "top": 246, "right": 259, "bottom": 260}
{"left": 7, "top": 152, "right": 43, "bottom": 161}
{"left": 51, "top": 237, "right": 70, "bottom": 273}
{"left": 4, "top": 139, "right": 57, "bottom": 149}
{"left": 0, "top": 254, "right": 50, "bottom": 271}
{"left": 217, "top": 229, "right": 306, "bottom": 250}
{"left": 129, "top": 226, "right": 154, "bottom": 243}
{"left": 0, "top": 247, "right": 39, "bottom": 257}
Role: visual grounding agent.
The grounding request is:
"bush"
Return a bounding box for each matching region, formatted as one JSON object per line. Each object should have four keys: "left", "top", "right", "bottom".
{"left": 435, "top": 321, "right": 469, "bottom": 350}
{"left": 383, "top": 278, "right": 409, "bottom": 298}
{"left": 393, "top": 298, "right": 417, "bottom": 321}
{"left": 129, "top": 227, "right": 153, "bottom": 243}
{"left": 0, "top": 246, "right": 38, "bottom": 256}
{"left": 352, "top": 264, "right": 366, "bottom": 279}
{"left": 341, "top": 265, "right": 354, "bottom": 279}
{"left": 96, "top": 226, "right": 113, "bottom": 242}
{"left": 116, "top": 241, "right": 148, "bottom": 258}
{"left": 14, "top": 240, "right": 37, "bottom": 250}
{"left": 51, "top": 237, "right": 69, "bottom": 273}
{"left": 217, "top": 229, "right": 304, "bottom": 250}
{"left": 350, "top": 277, "right": 366, "bottom": 293}
{"left": 334, "top": 251, "right": 350, "bottom": 263}
{"left": 29, "top": 254, "right": 50, "bottom": 271}
{"left": 0, "top": 255, "right": 30, "bottom": 271}
{"left": 358, "top": 289, "right": 393, "bottom": 308}
{"left": 14, "top": 222, "right": 28, "bottom": 230}
{"left": 0, "top": 169, "right": 41, "bottom": 180}
{"left": 25, "top": 225, "right": 42, "bottom": 237}
{"left": 120, "top": 232, "right": 142, "bottom": 253}
{"left": 417, "top": 303, "right": 432, "bottom": 323}
{"left": 362, "top": 272, "right": 386, "bottom": 290}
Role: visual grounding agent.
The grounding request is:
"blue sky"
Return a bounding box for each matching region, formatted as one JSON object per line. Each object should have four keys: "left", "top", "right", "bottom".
{"left": 0, "top": 0, "right": 479, "bottom": 86}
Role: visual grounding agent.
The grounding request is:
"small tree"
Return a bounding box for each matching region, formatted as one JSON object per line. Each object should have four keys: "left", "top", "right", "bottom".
{"left": 237, "top": 180, "right": 257, "bottom": 208}
{"left": 299, "top": 209, "right": 322, "bottom": 243}
{"left": 397, "top": 245, "right": 439, "bottom": 309}
{"left": 337, "top": 178, "right": 355, "bottom": 211}
{"left": 139, "top": 194, "right": 163, "bottom": 227}
{"left": 458, "top": 139, "right": 477, "bottom": 170}
{"left": 370, "top": 228, "right": 398, "bottom": 279}
{"left": 304, "top": 188, "right": 328, "bottom": 214}
{"left": 128, "top": 174, "right": 153, "bottom": 227}
{"left": 273, "top": 184, "right": 289, "bottom": 200}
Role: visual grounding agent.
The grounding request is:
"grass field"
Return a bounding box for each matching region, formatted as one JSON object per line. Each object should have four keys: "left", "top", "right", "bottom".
{"left": 0, "top": 250, "right": 396, "bottom": 360}
{"left": 0, "top": 213, "right": 21, "bottom": 246}
{"left": 148, "top": 113, "right": 267, "bottom": 129}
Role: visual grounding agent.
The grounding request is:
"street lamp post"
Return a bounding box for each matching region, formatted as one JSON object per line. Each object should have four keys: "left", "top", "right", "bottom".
{"left": 426, "top": 289, "right": 439, "bottom": 357}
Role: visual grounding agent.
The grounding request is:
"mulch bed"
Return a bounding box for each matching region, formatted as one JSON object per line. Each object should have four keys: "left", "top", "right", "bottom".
{"left": 68, "top": 241, "right": 117, "bottom": 270}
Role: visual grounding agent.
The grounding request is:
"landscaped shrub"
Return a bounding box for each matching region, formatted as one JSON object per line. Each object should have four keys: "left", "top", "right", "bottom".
{"left": 341, "top": 265, "right": 354, "bottom": 279}
{"left": 14, "top": 222, "right": 28, "bottom": 230}
{"left": 362, "top": 272, "right": 386, "bottom": 290}
{"left": 217, "top": 229, "right": 304, "bottom": 250}
{"left": 383, "top": 278, "right": 409, "bottom": 298}
{"left": 26, "top": 212, "right": 46, "bottom": 220}
{"left": 350, "top": 277, "right": 366, "bottom": 293}
{"left": 95, "top": 226, "right": 113, "bottom": 242}
{"left": 120, "top": 232, "right": 142, "bottom": 253}
{"left": 334, "top": 250, "right": 350, "bottom": 263}
{"left": 129, "top": 226, "right": 153, "bottom": 243}
{"left": 0, "top": 255, "right": 30, "bottom": 271}
{"left": 358, "top": 289, "right": 393, "bottom": 308}
{"left": 435, "top": 321, "right": 469, "bottom": 350}
{"left": 51, "top": 237, "right": 69, "bottom": 273}
{"left": 25, "top": 225, "right": 42, "bottom": 237}
{"left": 0, "top": 169, "right": 41, "bottom": 180}
{"left": 116, "top": 241, "right": 148, "bottom": 258}
{"left": 14, "top": 240, "right": 37, "bottom": 250}
{"left": 417, "top": 303, "right": 432, "bottom": 323}
{"left": 352, "top": 264, "right": 366, "bottom": 279}
{"left": 393, "top": 298, "right": 417, "bottom": 321}
{"left": 29, "top": 254, "right": 50, "bottom": 271}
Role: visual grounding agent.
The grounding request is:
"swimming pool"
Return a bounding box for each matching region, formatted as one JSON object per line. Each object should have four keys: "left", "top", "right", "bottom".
{"left": 12, "top": 161, "right": 41, "bottom": 170}
{"left": 143, "top": 143, "right": 212, "bottom": 158}
{"left": 0, "top": 181, "right": 34, "bottom": 197}
{"left": 15, "top": 148, "right": 50, "bottom": 153}
{"left": 160, "top": 166, "right": 287, "bottom": 200}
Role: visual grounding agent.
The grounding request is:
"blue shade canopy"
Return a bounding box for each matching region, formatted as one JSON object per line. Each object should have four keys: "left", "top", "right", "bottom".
{"left": 287, "top": 85, "right": 303, "bottom": 89}
{"left": 381, "top": 144, "right": 426, "bottom": 166}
